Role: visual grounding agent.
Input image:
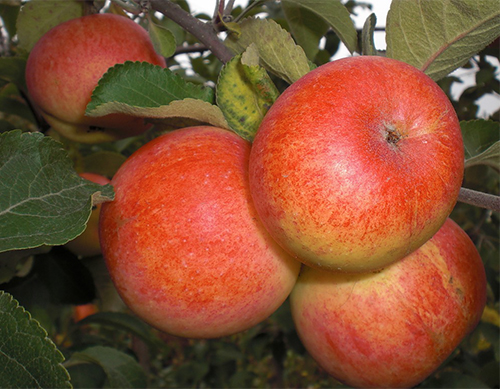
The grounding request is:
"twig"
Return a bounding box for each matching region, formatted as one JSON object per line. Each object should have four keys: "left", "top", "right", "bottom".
{"left": 149, "top": 0, "right": 233, "bottom": 64}
{"left": 458, "top": 187, "right": 500, "bottom": 212}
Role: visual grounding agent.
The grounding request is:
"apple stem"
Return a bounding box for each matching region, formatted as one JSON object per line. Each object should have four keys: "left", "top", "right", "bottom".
{"left": 458, "top": 187, "right": 500, "bottom": 212}
{"left": 149, "top": 0, "right": 234, "bottom": 64}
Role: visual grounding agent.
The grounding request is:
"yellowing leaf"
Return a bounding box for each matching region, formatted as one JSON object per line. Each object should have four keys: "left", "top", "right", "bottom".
{"left": 217, "top": 47, "right": 279, "bottom": 142}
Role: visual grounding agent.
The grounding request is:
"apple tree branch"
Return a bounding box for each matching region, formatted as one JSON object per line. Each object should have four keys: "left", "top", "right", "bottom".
{"left": 148, "top": 0, "right": 233, "bottom": 64}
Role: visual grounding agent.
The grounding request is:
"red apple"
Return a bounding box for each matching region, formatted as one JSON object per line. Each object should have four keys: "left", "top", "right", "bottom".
{"left": 73, "top": 303, "right": 98, "bottom": 322}
{"left": 65, "top": 172, "right": 110, "bottom": 257}
{"left": 249, "top": 56, "right": 464, "bottom": 272}
{"left": 290, "top": 218, "right": 487, "bottom": 388}
{"left": 99, "top": 126, "right": 301, "bottom": 338}
{"left": 25, "top": 13, "right": 166, "bottom": 143}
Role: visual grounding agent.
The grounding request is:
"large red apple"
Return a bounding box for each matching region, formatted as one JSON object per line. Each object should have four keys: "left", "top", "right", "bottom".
{"left": 249, "top": 56, "right": 464, "bottom": 272}
{"left": 65, "top": 172, "right": 110, "bottom": 258}
{"left": 290, "top": 218, "right": 487, "bottom": 388}
{"left": 99, "top": 126, "right": 301, "bottom": 338}
{"left": 25, "top": 13, "right": 166, "bottom": 143}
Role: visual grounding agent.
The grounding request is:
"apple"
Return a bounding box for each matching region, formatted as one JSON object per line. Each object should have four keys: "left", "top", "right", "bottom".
{"left": 65, "top": 172, "right": 110, "bottom": 257}
{"left": 25, "top": 13, "right": 166, "bottom": 144}
{"left": 98, "top": 126, "right": 301, "bottom": 338}
{"left": 290, "top": 218, "right": 487, "bottom": 388}
{"left": 73, "top": 303, "right": 98, "bottom": 322}
{"left": 249, "top": 56, "right": 464, "bottom": 272}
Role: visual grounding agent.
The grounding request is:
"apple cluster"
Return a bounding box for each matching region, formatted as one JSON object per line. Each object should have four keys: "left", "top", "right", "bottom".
{"left": 26, "top": 14, "right": 487, "bottom": 389}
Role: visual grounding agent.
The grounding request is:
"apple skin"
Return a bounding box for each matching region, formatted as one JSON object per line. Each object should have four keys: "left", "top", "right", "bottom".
{"left": 65, "top": 172, "right": 111, "bottom": 257}
{"left": 25, "top": 13, "right": 166, "bottom": 144}
{"left": 249, "top": 56, "right": 464, "bottom": 272}
{"left": 289, "top": 218, "right": 487, "bottom": 388}
{"left": 99, "top": 126, "right": 301, "bottom": 338}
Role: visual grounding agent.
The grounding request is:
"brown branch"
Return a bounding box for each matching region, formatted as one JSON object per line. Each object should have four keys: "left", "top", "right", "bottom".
{"left": 458, "top": 187, "right": 500, "bottom": 212}
{"left": 149, "top": 0, "right": 233, "bottom": 64}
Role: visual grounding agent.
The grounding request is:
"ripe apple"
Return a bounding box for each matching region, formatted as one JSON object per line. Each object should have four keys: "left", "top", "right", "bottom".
{"left": 249, "top": 56, "right": 464, "bottom": 272}
{"left": 65, "top": 172, "right": 110, "bottom": 258}
{"left": 25, "top": 13, "right": 166, "bottom": 144}
{"left": 99, "top": 126, "right": 301, "bottom": 338}
{"left": 73, "top": 303, "right": 98, "bottom": 322}
{"left": 290, "top": 218, "right": 487, "bottom": 388}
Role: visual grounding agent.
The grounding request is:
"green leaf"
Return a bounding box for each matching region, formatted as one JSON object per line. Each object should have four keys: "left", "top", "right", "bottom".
{"left": 16, "top": 0, "right": 83, "bottom": 52}
{"left": 461, "top": 119, "right": 500, "bottom": 170}
{"left": 361, "top": 13, "right": 378, "bottom": 56}
{"left": 148, "top": 20, "right": 176, "bottom": 58}
{"left": 66, "top": 346, "right": 147, "bottom": 388}
{"left": 225, "top": 18, "right": 311, "bottom": 84}
{"left": 0, "top": 95, "right": 37, "bottom": 124}
{"left": 0, "top": 3, "right": 20, "bottom": 38}
{"left": 77, "top": 312, "right": 159, "bottom": 347}
{"left": 0, "top": 56, "right": 27, "bottom": 91}
{"left": 0, "top": 130, "right": 115, "bottom": 253}
{"left": 281, "top": 0, "right": 358, "bottom": 54}
{"left": 421, "top": 371, "right": 489, "bottom": 388}
{"left": 0, "top": 291, "right": 71, "bottom": 388}
{"left": 0, "top": 247, "right": 46, "bottom": 284}
{"left": 282, "top": 2, "right": 330, "bottom": 60}
{"left": 86, "top": 61, "right": 215, "bottom": 116}
{"left": 82, "top": 151, "right": 127, "bottom": 178}
{"left": 122, "top": 98, "right": 230, "bottom": 131}
{"left": 217, "top": 46, "right": 279, "bottom": 141}
{"left": 386, "top": 0, "right": 500, "bottom": 81}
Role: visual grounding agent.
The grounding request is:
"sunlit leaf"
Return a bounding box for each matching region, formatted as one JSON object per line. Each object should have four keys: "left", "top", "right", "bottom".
{"left": 86, "top": 61, "right": 215, "bottom": 117}
{"left": 386, "top": 0, "right": 500, "bottom": 81}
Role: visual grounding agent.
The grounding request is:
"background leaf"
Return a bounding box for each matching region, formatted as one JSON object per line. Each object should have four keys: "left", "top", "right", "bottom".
{"left": 0, "top": 131, "right": 115, "bottom": 253}
{"left": 86, "top": 61, "right": 214, "bottom": 116}
{"left": 148, "top": 19, "right": 177, "bottom": 58}
{"left": 282, "top": 0, "right": 358, "bottom": 54}
{"left": 225, "top": 18, "right": 311, "bottom": 84}
{"left": 66, "top": 346, "right": 148, "bottom": 388}
{"left": 461, "top": 119, "right": 500, "bottom": 170}
{"left": 361, "top": 13, "right": 378, "bottom": 56}
{"left": 282, "top": 2, "right": 330, "bottom": 60}
{"left": 386, "top": 0, "right": 500, "bottom": 81}
{"left": 0, "top": 291, "right": 71, "bottom": 388}
{"left": 16, "top": 0, "right": 83, "bottom": 52}
{"left": 77, "top": 311, "right": 160, "bottom": 347}
{"left": 0, "top": 57, "right": 27, "bottom": 91}
{"left": 216, "top": 47, "right": 279, "bottom": 141}
{"left": 0, "top": 3, "right": 20, "bottom": 38}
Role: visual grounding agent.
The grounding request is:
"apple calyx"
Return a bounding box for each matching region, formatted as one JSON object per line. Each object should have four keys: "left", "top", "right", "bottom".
{"left": 384, "top": 123, "right": 405, "bottom": 145}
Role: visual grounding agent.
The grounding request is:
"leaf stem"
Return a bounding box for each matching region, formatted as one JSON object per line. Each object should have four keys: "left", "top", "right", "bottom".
{"left": 149, "top": 0, "right": 233, "bottom": 64}
{"left": 458, "top": 187, "right": 500, "bottom": 212}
